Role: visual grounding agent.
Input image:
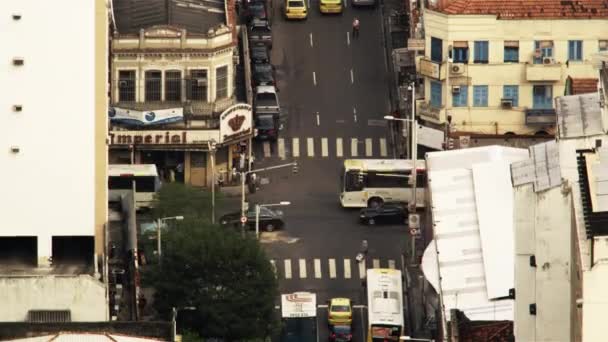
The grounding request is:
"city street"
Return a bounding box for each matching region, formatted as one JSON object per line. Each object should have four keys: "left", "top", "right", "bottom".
{"left": 248, "top": 0, "right": 410, "bottom": 339}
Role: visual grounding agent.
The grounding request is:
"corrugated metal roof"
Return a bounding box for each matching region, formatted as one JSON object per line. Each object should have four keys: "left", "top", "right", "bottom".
{"left": 511, "top": 141, "right": 562, "bottom": 192}
{"left": 556, "top": 93, "right": 604, "bottom": 139}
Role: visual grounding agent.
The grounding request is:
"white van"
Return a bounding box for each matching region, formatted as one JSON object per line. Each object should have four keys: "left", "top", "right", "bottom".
{"left": 108, "top": 164, "right": 161, "bottom": 210}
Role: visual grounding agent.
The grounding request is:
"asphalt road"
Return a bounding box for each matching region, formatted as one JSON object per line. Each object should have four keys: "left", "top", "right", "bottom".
{"left": 247, "top": 0, "right": 411, "bottom": 340}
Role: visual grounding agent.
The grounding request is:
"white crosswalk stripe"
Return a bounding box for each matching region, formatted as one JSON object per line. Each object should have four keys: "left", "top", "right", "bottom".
{"left": 314, "top": 258, "right": 322, "bottom": 279}
{"left": 278, "top": 138, "right": 286, "bottom": 160}
{"left": 307, "top": 137, "right": 314, "bottom": 157}
{"left": 293, "top": 138, "right": 300, "bottom": 157}
{"left": 336, "top": 138, "right": 343, "bottom": 157}
{"left": 284, "top": 259, "right": 292, "bottom": 279}
{"left": 365, "top": 138, "right": 373, "bottom": 157}
{"left": 270, "top": 260, "right": 277, "bottom": 277}
{"left": 373, "top": 258, "right": 380, "bottom": 269}
{"left": 380, "top": 138, "right": 388, "bottom": 157}
{"left": 329, "top": 258, "right": 337, "bottom": 279}
{"left": 351, "top": 138, "right": 358, "bottom": 157}
{"left": 389, "top": 259, "right": 396, "bottom": 269}
{"left": 299, "top": 258, "right": 307, "bottom": 279}
{"left": 359, "top": 259, "right": 366, "bottom": 279}
{"left": 344, "top": 259, "right": 351, "bottom": 279}
{"left": 263, "top": 142, "right": 271, "bottom": 158}
{"left": 321, "top": 138, "right": 328, "bottom": 157}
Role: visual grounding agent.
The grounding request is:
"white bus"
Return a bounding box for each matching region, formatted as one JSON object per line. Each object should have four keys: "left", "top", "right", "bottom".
{"left": 108, "top": 164, "right": 161, "bottom": 210}
{"left": 339, "top": 159, "right": 426, "bottom": 208}
{"left": 280, "top": 292, "right": 317, "bottom": 342}
{"left": 366, "top": 268, "right": 404, "bottom": 342}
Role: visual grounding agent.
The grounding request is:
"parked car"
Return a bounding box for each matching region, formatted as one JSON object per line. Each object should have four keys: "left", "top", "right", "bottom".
{"left": 284, "top": 0, "right": 307, "bottom": 19}
{"left": 245, "top": 2, "right": 268, "bottom": 22}
{"left": 219, "top": 206, "right": 284, "bottom": 232}
{"left": 249, "top": 19, "right": 272, "bottom": 48}
{"left": 328, "top": 298, "right": 352, "bottom": 326}
{"left": 359, "top": 203, "right": 407, "bottom": 225}
{"left": 250, "top": 44, "right": 270, "bottom": 64}
{"left": 329, "top": 325, "right": 352, "bottom": 342}
{"left": 255, "top": 113, "right": 279, "bottom": 141}
{"left": 252, "top": 63, "right": 276, "bottom": 86}
{"left": 254, "top": 85, "right": 281, "bottom": 141}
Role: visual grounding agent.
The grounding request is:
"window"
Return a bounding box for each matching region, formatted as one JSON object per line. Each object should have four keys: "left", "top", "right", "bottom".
{"left": 453, "top": 41, "right": 468, "bottom": 63}
{"left": 600, "top": 40, "right": 608, "bottom": 52}
{"left": 145, "top": 70, "right": 162, "bottom": 101}
{"left": 452, "top": 85, "right": 468, "bottom": 107}
{"left": 118, "top": 70, "right": 136, "bottom": 102}
{"left": 187, "top": 69, "right": 208, "bottom": 101}
{"left": 534, "top": 41, "right": 554, "bottom": 64}
{"left": 504, "top": 41, "right": 519, "bottom": 62}
{"left": 430, "top": 81, "right": 442, "bottom": 107}
{"left": 503, "top": 85, "right": 519, "bottom": 107}
{"left": 216, "top": 66, "right": 228, "bottom": 99}
{"left": 164, "top": 70, "right": 182, "bottom": 102}
{"left": 473, "top": 85, "right": 488, "bottom": 107}
{"left": 568, "top": 40, "right": 583, "bottom": 61}
{"left": 533, "top": 85, "right": 553, "bottom": 109}
{"left": 431, "top": 37, "right": 443, "bottom": 62}
{"left": 474, "top": 41, "right": 489, "bottom": 63}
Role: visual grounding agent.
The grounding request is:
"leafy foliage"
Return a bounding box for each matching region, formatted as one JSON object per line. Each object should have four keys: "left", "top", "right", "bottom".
{"left": 151, "top": 182, "right": 220, "bottom": 221}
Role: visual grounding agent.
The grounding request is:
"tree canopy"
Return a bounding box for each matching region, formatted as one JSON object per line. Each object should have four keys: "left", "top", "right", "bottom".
{"left": 145, "top": 184, "right": 278, "bottom": 340}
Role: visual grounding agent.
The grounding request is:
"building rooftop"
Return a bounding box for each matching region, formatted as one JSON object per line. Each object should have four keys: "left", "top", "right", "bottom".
{"left": 556, "top": 93, "right": 604, "bottom": 139}
{"left": 439, "top": 0, "right": 608, "bottom": 19}
{"left": 112, "top": 0, "right": 226, "bottom": 35}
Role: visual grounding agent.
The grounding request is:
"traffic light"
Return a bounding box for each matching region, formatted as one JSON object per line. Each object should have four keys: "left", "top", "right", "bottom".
{"left": 292, "top": 161, "right": 299, "bottom": 174}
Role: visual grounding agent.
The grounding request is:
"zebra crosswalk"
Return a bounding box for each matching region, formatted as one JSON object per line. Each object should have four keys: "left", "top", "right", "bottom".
{"left": 261, "top": 137, "right": 390, "bottom": 160}
{"left": 269, "top": 257, "right": 399, "bottom": 280}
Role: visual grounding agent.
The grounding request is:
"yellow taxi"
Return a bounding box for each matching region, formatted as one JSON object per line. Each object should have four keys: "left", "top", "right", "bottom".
{"left": 319, "top": 0, "right": 343, "bottom": 14}
{"left": 328, "top": 297, "right": 352, "bottom": 326}
{"left": 284, "top": 0, "right": 307, "bottom": 19}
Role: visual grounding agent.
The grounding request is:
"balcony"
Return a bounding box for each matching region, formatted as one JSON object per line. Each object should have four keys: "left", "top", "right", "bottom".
{"left": 526, "top": 62, "right": 562, "bottom": 82}
{"left": 525, "top": 108, "right": 556, "bottom": 125}
{"left": 417, "top": 101, "right": 443, "bottom": 122}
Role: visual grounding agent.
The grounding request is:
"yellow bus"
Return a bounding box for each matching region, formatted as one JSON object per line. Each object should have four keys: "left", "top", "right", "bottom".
{"left": 366, "top": 268, "right": 404, "bottom": 342}
{"left": 319, "top": 0, "right": 342, "bottom": 14}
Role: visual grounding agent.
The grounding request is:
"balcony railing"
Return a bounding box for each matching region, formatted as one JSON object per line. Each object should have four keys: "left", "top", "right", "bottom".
{"left": 525, "top": 108, "right": 556, "bottom": 125}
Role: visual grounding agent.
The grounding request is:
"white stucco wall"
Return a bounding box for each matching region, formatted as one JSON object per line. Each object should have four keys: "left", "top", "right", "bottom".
{"left": 1, "top": 0, "right": 96, "bottom": 257}
{"left": 0, "top": 276, "right": 107, "bottom": 321}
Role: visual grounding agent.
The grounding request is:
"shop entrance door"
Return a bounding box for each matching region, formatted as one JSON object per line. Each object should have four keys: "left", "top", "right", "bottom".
{"left": 190, "top": 152, "right": 207, "bottom": 187}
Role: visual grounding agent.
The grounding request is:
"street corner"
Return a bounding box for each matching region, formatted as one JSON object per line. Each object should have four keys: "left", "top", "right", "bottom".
{"left": 259, "top": 230, "right": 300, "bottom": 244}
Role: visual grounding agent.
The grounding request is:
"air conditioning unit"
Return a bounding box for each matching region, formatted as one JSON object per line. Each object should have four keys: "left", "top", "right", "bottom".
{"left": 118, "top": 81, "right": 128, "bottom": 88}
{"left": 196, "top": 79, "right": 208, "bottom": 87}
{"left": 542, "top": 57, "right": 555, "bottom": 64}
{"left": 452, "top": 86, "right": 461, "bottom": 95}
{"left": 451, "top": 63, "right": 465, "bottom": 75}
{"left": 501, "top": 98, "right": 513, "bottom": 109}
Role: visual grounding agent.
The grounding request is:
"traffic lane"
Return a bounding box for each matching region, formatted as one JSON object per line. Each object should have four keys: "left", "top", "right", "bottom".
{"left": 316, "top": 305, "right": 368, "bottom": 342}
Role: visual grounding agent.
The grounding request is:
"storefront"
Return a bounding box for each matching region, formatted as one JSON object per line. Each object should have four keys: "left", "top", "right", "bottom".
{"left": 108, "top": 103, "right": 253, "bottom": 187}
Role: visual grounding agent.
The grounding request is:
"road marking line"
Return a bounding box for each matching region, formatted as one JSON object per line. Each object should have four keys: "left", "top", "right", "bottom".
{"left": 353, "top": 305, "right": 367, "bottom": 309}
{"left": 321, "top": 138, "right": 329, "bottom": 157}
{"left": 359, "top": 259, "right": 366, "bottom": 279}
{"left": 278, "top": 138, "right": 286, "bottom": 160}
{"left": 346, "top": 31, "right": 350, "bottom": 46}
{"left": 389, "top": 259, "right": 396, "bottom": 269}
{"left": 344, "top": 259, "right": 351, "bottom": 279}
{"left": 373, "top": 258, "right": 380, "bottom": 269}
{"left": 293, "top": 138, "right": 300, "bottom": 158}
{"left": 316, "top": 112, "right": 320, "bottom": 126}
{"left": 263, "top": 142, "right": 271, "bottom": 158}
{"left": 350, "top": 69, "right": 354, "bottom": 84}
{"left": 329, "top": 258, "right": 337, "bottom": 279}
{"left": 353, "top": 107, "right": 357, "bottom": 123}
{"left": 365, "top": 138, "right": 373, "bottom": 157}
{"left": 351, "top": 138, "right": 358, "bottom": 157}
{"left": 318, "top": 304, "right": 328, "bottom": 308}
{"left": 299, "top": 258, "right": 307, "bottom": 279}
{"left": 314, "top": 258, "right": 322, "bottom": 279}
{"left": 313, "top": 71, "right": 317, "bottom": 86}
{"left": 309, "top": 33, "right": 313, "bottom": 47}
{"left": 270, "top": 259, "right": 277, "bottom": 277}
{"left": 380, "top": 138, "right": 388, "bottom": 157}
{"left": 336, "top": 138, "right": 343, "bottom": 157}
{"left": 307, "top": 137, "right": 314, "bottom": 157}
{"left": 284, "top": 259, "right": 292, "bottom": 279}
{"left": 343, "top": 0, "right": 347, "bottom": 7}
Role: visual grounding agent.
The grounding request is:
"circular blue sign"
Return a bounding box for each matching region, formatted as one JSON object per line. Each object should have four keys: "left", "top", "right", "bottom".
{"left": 145, "top": 111, "right": 156, "bottom": 122}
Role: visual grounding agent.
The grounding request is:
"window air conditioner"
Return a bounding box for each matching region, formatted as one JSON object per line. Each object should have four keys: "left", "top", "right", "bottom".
{"left": 501, "top": 98, "right": 513, "bottom": 109}
{"left": 542, "top": 57, "right": 555, "bottom": 64}
{"left": 452, "top": 86, "right": 461, "bottom": 95}
{"left": 451, "top": 64, "right": 465, "bottom": 75}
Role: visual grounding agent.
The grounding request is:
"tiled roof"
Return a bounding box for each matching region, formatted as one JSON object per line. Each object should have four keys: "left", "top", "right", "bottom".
{"left": 439, "top": 0, "right": 608, "bottom": 19}
{"left": 571, "top": 78, "right": 599, "bottom": 95}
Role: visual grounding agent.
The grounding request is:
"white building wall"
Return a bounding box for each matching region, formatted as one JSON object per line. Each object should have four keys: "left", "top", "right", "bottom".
{"left": 0, "top": 0, "right": 96, "bottom": 260}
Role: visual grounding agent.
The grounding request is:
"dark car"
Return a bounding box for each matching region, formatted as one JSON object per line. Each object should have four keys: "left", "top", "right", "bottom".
{"left": 252, "top": 63, "right": 275, "bottom": 86}
{"left": 255, "top": 113, "right": 279, "bottom": 141}
{"left": 359, "top": 203, "right": 407, "bottom": 225}
{"left": 251, "top": 44, "right": 270, "bottom": 64}
{"left": 249, "top": 19, "right": 272, "bottom": 48}
{"left": 245, "top": 2, "right": 267, "bottom": 22}
{"left": 219, "top": 206, "right": 284, "bottom": 232}
{"left": 329, "top": 325, "right": 352, "bottom": 342}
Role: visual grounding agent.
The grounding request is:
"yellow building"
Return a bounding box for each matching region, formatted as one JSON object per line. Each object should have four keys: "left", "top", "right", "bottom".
{"left": 415, "top": 0, "right": 607, "bottom": 135}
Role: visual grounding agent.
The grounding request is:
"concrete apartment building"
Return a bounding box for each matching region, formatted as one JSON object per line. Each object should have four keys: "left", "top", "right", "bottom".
{"left": 414, "top": 0, "right": 607, "bottom": 136}
{"left": 0, "top": 0, "right": 108, "bottom": 321}
{"left": 109, "top": 0, "right": 252, "bottom": 187}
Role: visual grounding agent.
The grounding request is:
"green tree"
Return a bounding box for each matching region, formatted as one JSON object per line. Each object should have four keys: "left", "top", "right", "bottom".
{"left": 145, "top": 184, "right": 278, "bottom": 340}
{"left": 152, "top": 182, "right": 219, "bottom": 221}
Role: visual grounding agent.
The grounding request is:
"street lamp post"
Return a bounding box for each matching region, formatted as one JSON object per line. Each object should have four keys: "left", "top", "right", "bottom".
{"left": 255, "top": 201, "right": 291, "bottom": 238}
{"left": 157, "top": 216, "right": 184, "bottom": 266}
{"left": 208, "top": 141, "right": 217, "bottom": 224}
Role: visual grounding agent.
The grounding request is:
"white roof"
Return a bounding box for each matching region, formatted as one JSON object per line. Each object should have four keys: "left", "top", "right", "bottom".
{"left": 108, "top": 164, "right": 158, "bottom": 177}
{"left": 343, "top": 159, "right": 426, "bottom": 172}
{"left": 366, "top": 269, "right": 404, "bottom": 327}
{"left": 422, "top": 146, "right": 529, "bottom": 321}
{"left": 556, "top": 93, "right": 604, "bottom": 139}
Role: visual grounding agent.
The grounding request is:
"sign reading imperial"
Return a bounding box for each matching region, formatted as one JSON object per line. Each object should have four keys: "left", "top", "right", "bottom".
{"left": 219, "top": 103, "right": 253, "bottom": 144}
{"left": 109, "top": 130, "right": 220, "bottom": 145}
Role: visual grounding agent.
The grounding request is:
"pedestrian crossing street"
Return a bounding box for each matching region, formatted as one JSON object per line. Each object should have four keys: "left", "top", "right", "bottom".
{"left": 261, "top": 137, "right": 389, "bottom": 159}
{"left": 269, "top": 257, "right": 398, "bottom": 280}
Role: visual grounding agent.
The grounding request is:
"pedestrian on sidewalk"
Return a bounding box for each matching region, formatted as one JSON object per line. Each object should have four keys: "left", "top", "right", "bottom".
{"left": 352, "top": 17, "right": 360, "bottom": 38}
